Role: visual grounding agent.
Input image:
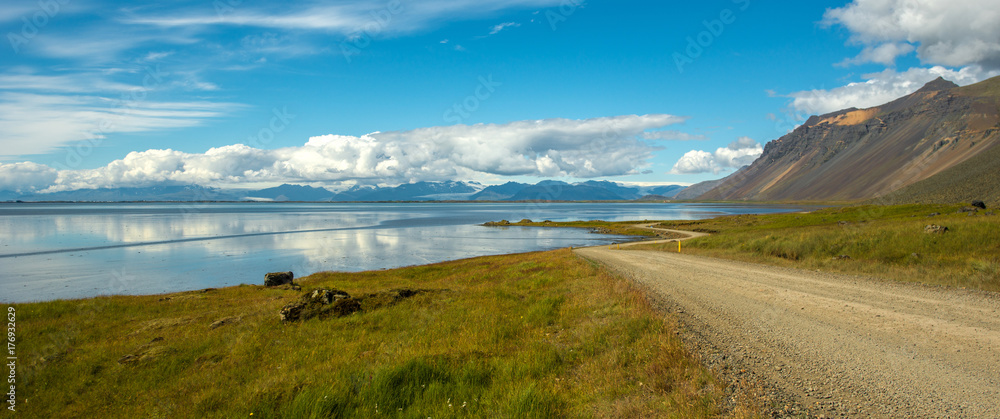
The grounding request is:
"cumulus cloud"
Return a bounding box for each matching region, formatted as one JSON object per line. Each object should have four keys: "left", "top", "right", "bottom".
{"left": 669, "top": 137, "right": 762, "bottom": 175}
{"left": 0, "top": 162, "right": 59, "bottom": 192}
{"left": 787, "top": 66, "right": 1000, "bottom": 116}
{"left": 824, "top": 0, "right": 1000, "bottom": 69}
{"left": 1, "top": 114, "right": 683, "bottom": 192}
{"left": 786, "top": 0, "right": 1000, "bottom": 126}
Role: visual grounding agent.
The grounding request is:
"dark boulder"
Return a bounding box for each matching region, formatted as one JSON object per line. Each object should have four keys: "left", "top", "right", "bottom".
{"left": 264, "top": 271, "right": 294, "bottom": 287}
{"left": 971, "top": 200, "right": 987, "bottom": 210}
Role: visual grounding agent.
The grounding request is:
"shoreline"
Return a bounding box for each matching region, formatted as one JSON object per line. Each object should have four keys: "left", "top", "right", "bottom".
{"left": 10, "top": 201, "right": 810, "bottom": 304}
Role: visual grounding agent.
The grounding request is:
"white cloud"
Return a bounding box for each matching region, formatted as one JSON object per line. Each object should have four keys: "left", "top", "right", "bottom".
{"left": 142, "top": 51, "right": 174, "bottom": 61}
{"left": 30, "top": 27, "right": 200, "bottom": 64}
{"left": 824, "top": 0, "right": 1000, "bottom": 69}
{"left": 786, "top": 66, "right": 1000, "bottom": 116}
{"left": 126, "top": 1, "right": 558, "bottom": 34}
{"left": 640, "top": 130, "right": 707, "bottom": 141}
{"left": 669, "top": 150, "right": 716, "bottom": 175}
{"left": 837, "top": 42, "right": 916, "bottom": 67}
{"left": 669, "top": 137, "right": 762, "bottom": 175}
{"left": 489, "top": 22, "right": 520, "bottom": 35}
{"left": 0, "top": 90, "right": 242, "bottom": 159}
{"left": 0, "top": 71, "right": 136, "bottom": 93}
{"left": 0, "top": 162, "right": 58, "bottom": 192}
{"left": 4, "top": 114, "right": 682, "bottom": 192}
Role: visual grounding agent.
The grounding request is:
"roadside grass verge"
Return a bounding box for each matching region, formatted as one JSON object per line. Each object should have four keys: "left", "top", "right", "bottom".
{"left": 14, "top": 249, "right": 756, "bottom": 418}
{"left": 629, "top": 204, "right": 1000, "bottom": 292}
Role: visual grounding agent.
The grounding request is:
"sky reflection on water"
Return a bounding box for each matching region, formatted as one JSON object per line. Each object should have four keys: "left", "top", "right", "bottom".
{"left": 1, "top": 202, "right": 803, "bottom": 302}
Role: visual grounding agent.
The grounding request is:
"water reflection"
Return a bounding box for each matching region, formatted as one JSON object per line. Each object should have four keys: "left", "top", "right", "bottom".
{"left": 0, "top": 203, "right": 805, "bottom": 302}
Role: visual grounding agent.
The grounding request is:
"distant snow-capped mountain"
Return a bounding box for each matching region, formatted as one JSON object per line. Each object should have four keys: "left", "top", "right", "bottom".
{"left": 5, "top": 180, "right": 685, "bottom": 202}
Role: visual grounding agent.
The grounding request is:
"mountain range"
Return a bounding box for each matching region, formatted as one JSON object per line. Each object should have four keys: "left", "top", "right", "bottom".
{"left": 691, "top": 76, "right": 1000, "bottom": 204}
{"left": 4, "top": 180, "right": 687, "bottom": 202}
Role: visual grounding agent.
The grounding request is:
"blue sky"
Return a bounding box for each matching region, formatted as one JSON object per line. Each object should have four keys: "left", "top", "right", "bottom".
{"left": 1, "top": 0, "right": 999, "bottom": 192}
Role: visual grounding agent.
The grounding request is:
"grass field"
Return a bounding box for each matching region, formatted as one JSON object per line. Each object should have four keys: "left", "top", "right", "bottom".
{"left": 629, "top": 204, "right": 1000, "bottom": 292}
{"left": 13, "top": 249, "right": 756, "bottom": 418}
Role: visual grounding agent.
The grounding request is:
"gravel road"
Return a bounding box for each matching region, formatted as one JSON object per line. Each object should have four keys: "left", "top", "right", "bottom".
{"left": 575, "top": 231, "right": 1000, "bottom": 418}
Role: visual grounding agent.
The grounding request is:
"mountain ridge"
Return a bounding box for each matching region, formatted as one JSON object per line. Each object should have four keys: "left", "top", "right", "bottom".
{"left": 697, "top": 75, "right": 1000, "bottom": 203}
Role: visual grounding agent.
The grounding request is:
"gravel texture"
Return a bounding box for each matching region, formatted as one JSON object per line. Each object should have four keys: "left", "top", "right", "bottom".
{"left": 576, "top": 231, "right": 1000, "bottom": 418}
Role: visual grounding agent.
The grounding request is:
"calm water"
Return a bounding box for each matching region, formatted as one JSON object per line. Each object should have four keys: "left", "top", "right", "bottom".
{"left": 0, "top": 202, "right": 803, "bottom": 302}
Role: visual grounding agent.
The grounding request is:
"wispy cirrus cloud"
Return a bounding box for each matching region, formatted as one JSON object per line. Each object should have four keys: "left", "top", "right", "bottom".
{"left": 641, "top": 130, "right": 708, "bottom": 141}
{"left": 489, "top": 22, "right": 520, "bottom": 35}
{"left": 1, "top": 0, "right": 572, "bottom": 164}
{"left": 0, "top": 71, "right": 137, "bottom": 93}
{"left": 0, "top": 88, "right": 243, "bottom": 160}
{"left": 124, "top": 0, "right": 559, "bottom": 34}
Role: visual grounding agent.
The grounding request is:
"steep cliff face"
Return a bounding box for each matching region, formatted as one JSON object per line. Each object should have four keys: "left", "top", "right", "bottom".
{"left": 699, "top": 76, "right": 1000, "bottom": 202}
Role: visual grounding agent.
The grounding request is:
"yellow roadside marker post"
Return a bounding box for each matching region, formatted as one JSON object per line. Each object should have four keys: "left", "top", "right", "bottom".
{"left": 678, "top": 241, "right": 682, "bottom": 253}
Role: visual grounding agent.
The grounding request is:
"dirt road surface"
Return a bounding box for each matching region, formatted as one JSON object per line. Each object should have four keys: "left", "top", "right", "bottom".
{"left": 576, "top": 229, "right": 1000, "bottom": 417}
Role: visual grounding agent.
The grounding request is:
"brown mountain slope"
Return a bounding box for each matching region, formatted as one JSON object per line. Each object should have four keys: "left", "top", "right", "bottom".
{"left": 699, "top": 76, "right": 1000, "bottom": 202}
{"left": 876, "top": 140, "right": 1000, "bottom": 206}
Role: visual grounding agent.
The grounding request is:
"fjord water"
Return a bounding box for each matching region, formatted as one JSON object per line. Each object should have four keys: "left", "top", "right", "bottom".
{"left": 1, "top": 202, "right": 800, "bottom": 302}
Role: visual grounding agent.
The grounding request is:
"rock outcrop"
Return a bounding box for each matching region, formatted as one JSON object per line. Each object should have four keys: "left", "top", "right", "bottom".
{"left": 264, "top": 271, "right": 294, "bottom": 287}
{"left": 279, "top": 289, "right": 359, "bottom": 322}
{"left": 278, "top": 288, "right": 440, "bottom": 323}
